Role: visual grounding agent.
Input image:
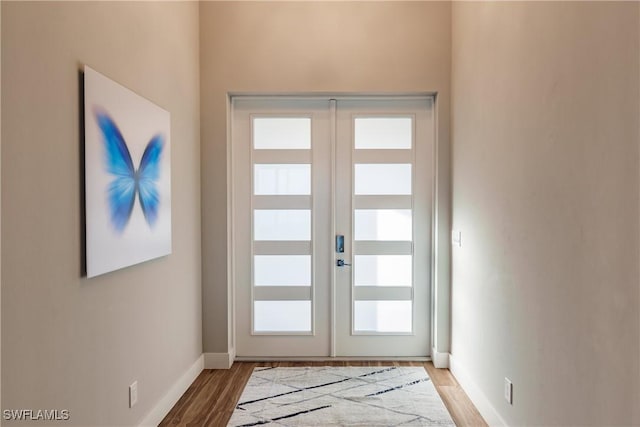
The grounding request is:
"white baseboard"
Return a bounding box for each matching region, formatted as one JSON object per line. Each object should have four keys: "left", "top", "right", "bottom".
{"left": 138, "top": 354, "right": 204, "bottom": 427}
{"left": 204, "top": 351, "right": 234, "bottom": 369}
{"left": 431, "top": 347, "right": 450, "bottom": 368}
{"left": 449, "top": 354, "right": 507, "bottom": 427}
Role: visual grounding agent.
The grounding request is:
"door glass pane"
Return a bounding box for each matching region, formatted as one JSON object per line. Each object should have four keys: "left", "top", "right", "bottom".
{"left": 355, "top": 117, "right": 412, "bottom": 149}
{"left": 354, "top": 300, "right": 412, "bottom": 333}
{"left": 254, "top": 255, "right": 311, "bottom": 286}
{"left": 253, "top": 118, "right": 311, "bottom": 149}
{"left": 254, "top": 210, "right": 311, "bottom": 241}
{"left": 354, "top": 209, "right": 412, "bottom": 241}
{"left": 254, "top": 301, "right": 311, "bottom": 332}
{"left": 254, "top": 164, "right": 311, "bottom": 195}
{"left": 354, "top": 255, "right": 412, "bottom": 287}
{"left": 354, "top": 164, "right": 412, "bottom": 195}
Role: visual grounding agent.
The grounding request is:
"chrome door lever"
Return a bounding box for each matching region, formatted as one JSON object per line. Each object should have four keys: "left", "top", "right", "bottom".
{"left": 336, "top": 259, "right": 351, "bottom": 267}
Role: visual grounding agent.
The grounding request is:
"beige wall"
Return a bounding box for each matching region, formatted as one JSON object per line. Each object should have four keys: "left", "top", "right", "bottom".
{"left": 2, "top": 2, "right": 639, "bottom": 426}
{"left": 451, "top": 2, "right": 640, "bottom": 425}
{"left": 199, "top": 0, "right": 452, "bottom": 355}
{"left": 1, "top": 2, "right": 201, "bottom": 426}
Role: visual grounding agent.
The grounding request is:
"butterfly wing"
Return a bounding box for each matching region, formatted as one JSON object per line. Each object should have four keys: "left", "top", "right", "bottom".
{"left": 107, "top": 177, "right": 137, "bottom": 232}
{"left": 94, "top": 110, "right": 136, "bottom": 232}
{"left": 137, "top": 134, "right": 164, "bottom": 227}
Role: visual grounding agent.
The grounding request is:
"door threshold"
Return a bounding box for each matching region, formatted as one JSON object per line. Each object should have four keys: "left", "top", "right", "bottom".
{"left": 234, "top": 356, "right": 431, "bottom": 362}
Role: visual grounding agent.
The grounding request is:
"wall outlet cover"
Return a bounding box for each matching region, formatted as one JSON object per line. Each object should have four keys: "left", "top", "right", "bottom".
{"left": 504, "top": 378, "right": 513, "bottom": 404}
{"left": 451, "top": 230, "right": 462, "bottom": 247}
{"left": 129, "top": 381, "right": 138, "bottom": 408}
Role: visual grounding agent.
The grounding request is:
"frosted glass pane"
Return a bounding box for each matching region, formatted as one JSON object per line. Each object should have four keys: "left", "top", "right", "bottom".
{"left": 254, "top": 164, "right": 311, "bottom": 195}
{"left": 354, "top": 255, "right": 412, "bottom": 287}
{"left": 354, "top": 164, "right": 412, "bottom": 195}
{"left": 254, "top": 255, "right": 311, "bottom": 286}
{"left": 354, "top": 301, "right": 412, "bottom": 333}
{"left": 355, "top": 117, "right": 412, "bottom": 149}
{"left": 354, "top": 210, "right": 412, "bottom": 241}
{"left": 254, "top": 210, "right": 311, "bottom": 241}
{"left": 254, "top": 301, "right": 311, "bottom": 332}
{"left": 253, "top": 118, "right": 311, "bottom": 149}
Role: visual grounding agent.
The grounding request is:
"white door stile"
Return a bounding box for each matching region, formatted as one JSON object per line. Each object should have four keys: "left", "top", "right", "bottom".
{"left": 329, "top": 99, "right": 338, "bottom": 358}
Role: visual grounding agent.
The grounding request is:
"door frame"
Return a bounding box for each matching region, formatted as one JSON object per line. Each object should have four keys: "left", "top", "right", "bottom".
{"left": 226, "top": 93, "right": 448, "bottom": 362}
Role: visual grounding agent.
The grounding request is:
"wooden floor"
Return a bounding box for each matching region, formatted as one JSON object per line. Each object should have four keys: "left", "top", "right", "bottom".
{"left": 159, "top": 361, "right": 487, "bottom": 427}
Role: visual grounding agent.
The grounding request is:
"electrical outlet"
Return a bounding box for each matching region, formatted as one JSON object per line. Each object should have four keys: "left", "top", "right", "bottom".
{"left": 452, "top": 230, "right": 462, "bottom": 247}
{"left": 129, "top": 381, "right": 138, "bottom": 408}
{"left": 504, "top": 378, "right": 513, "bottom": 404}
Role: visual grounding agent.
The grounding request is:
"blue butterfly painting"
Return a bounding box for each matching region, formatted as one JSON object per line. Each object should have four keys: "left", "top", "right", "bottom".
{"left": 94, "top": 109, "right": 165, "bottom": 233}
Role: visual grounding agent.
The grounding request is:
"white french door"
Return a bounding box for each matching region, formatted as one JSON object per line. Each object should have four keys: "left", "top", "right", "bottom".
{"left": 334, "top": 99, "right": 433, "bottom": 356}
{"left": 232, "top": 97, "right": 434, "bottom": 358}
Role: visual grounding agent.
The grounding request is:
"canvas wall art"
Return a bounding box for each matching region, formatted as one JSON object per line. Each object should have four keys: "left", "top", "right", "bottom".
{"left": 84, "top": 65, "right": 171, "bottom": 278}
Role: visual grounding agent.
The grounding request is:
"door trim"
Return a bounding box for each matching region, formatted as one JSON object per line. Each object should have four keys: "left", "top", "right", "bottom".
{"left": 227, "top": 94, "right": 443, "bottom": 360}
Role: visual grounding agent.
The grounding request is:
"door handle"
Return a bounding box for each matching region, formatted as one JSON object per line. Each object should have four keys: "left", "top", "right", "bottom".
{"left": 336, "top": 259, "right": 351, "bottom": 267}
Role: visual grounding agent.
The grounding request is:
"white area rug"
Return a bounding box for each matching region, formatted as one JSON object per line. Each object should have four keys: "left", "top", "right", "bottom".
{"left": 228, "top": 366, "right": 456, "bottom": 426}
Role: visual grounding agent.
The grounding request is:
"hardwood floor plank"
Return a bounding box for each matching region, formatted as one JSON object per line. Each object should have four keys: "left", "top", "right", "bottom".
{"left": 425, "top": 362, "right": 457, "bottom": 387}
{"left": 160, "top": 370, "right": 219, "bottom": 426}
{"left": 159, "top": 377, "right": 199, "bottom": 425}
{"left": 209, "top": 363, "right": 256, "bottom": 426}
{"left": 183, "top": 369, "right": 230, "bottom": 426}
{"left": 189, "top": 363, "right": 252, "bottom": 427}
{"left": 437, "top": 385, "right": 488, "bottom": 427}
{"left": 159, "top": 361, "right": 487, "bottom": 427}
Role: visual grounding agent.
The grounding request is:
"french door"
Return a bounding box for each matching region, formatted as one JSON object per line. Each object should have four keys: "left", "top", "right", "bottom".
{"left": 232, "top": 97, "right": 434, "bottom": 358}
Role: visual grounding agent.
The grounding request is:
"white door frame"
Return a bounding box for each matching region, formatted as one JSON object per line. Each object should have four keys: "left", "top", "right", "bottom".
{"left": 226, "top": 94, "right": 447, "bottom": 362}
